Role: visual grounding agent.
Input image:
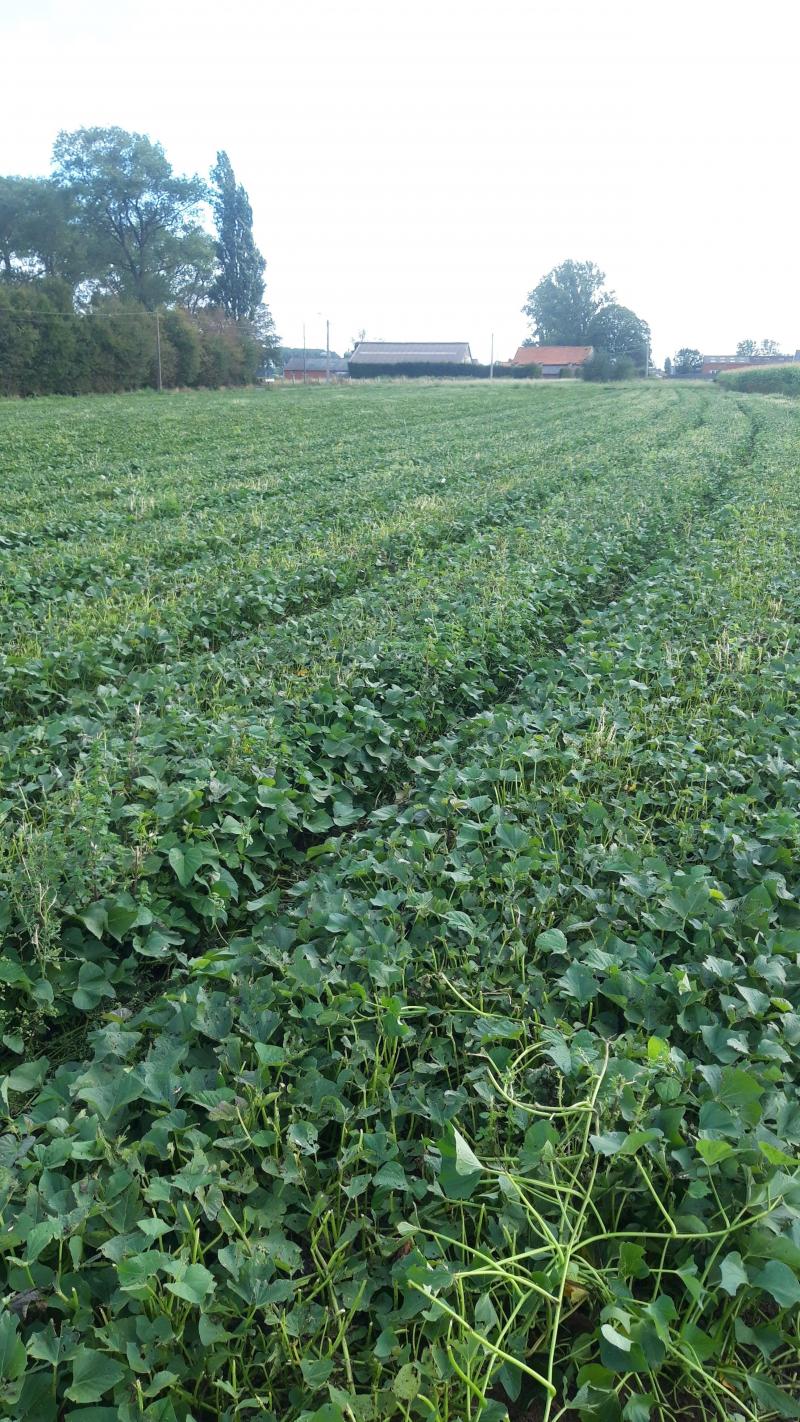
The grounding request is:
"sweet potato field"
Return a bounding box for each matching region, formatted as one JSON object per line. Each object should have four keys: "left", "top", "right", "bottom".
{"left": 1, "top": 381, "right": 799, "bottom": 1422}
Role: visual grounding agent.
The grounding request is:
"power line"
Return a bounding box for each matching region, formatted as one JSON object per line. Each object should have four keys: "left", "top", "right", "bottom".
{"left": 0, "top": 309, "right": 165, "bottom": 321}
{"left": 0, "top": 306, "right": 167, "bottom": 391}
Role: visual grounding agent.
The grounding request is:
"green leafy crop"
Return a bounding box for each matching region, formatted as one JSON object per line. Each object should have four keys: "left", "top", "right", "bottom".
{"left": 0, "top": 382, "right": 798, "bottom": 1421}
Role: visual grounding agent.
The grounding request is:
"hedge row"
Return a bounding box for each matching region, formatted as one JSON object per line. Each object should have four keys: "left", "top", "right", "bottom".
{"left": 717, "top": 363, "right": 800, "bottom": 396}
{"left": 0, "top": 281, "right": 262, "bottom": 396}
{"left": 348, "top": 360, "right": 542, "bottom": 379}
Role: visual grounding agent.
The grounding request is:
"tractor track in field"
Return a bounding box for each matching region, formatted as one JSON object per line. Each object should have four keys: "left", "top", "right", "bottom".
{"left": 166, "top": 399, "right": 768, "bottom": 911}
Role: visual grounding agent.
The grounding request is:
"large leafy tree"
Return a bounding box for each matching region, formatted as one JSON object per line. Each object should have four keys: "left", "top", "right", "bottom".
{"left": 588, "top": 302, "right": 650, "bottom": 370}
{"left": 523, "top": 259, "right": 608, "bottom": 343}
{"left": 248, "top": 302, "right": 280, "bottom": 365}
{"left": 737, "top": 338, "right": 782, "bottom": 359}
{"left": 52, "top": 127, "right": 205, "bottom": 308}
{"left": 209, "top": 151, "right": 265, "bottom": 320}
{"left": 172, "top": 228, "right": 217, "bottom": 313}
{"left": 0, "top": 176, "right": 85, "bottom": 285}
{"left": 673, "top": 347, "right": 703, "bottom": 375}
{"left": 0, "top": 177, "right": 34, "bottom": 279}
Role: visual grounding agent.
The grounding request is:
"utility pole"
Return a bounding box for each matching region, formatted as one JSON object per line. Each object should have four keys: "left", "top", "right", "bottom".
{"left": 155, "top": 311, "right": 163, "bottom": 392}
{"left": 489, "top": 332, "right": 494, "bottom": 380}
{"left": 302, "top": 322, "right": 307, "bottom": 385}
{"left": 645, "top": 342, "right": 650, "bottom": 379}
{"left": 326, "top": 318, "right": 330, "bottom": 383}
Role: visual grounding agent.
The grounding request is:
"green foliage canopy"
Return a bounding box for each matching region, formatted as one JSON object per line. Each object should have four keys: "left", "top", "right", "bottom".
{"left": 582, "top": 348, "right": 637, "bottom": 381}
{"left": 588, "top": 302, "right": 650, "bottom": 370}
{"left": 673, "top": 346, "right": 703, "bottom": 374}
{"left": 718, "top": 362, "right": 800, "bottom": 395}
{"left": 523, "top": 261, "right": 650, "bottom": 375}
{"left": 736, "top": 338, "right": 784, "bottom": 359}
{"left": 0, "top": 284, "right": 260, "bottom": 395}
{"left": 209, "top": 150, "right": 266, "bottom": 321}
{"left": 0, "top": 127, "right": 278, "bottom": 392}
{"left": 0, "top": 176, "right": 86, "bottom": 285}
{"left": 523, "top": 258, "right": 607, "bottom": 343}
{"left": 51, "top": 127, "right": 206, "bottom": 307}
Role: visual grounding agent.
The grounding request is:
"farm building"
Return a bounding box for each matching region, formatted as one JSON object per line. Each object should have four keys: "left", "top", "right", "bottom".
{"left": 283, "top": 354, "right": 349, "bottom": 383}
{"left": 702, "top": 352, "right": 800, "bottom": 378}
{"left": 348, "top": 341, "right": 473, "bottom": 372}
{"left": 510, "top": 345, "right": 593, "bottom": 377}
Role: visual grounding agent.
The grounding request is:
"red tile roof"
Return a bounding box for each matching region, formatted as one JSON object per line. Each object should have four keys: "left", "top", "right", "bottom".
{"left": 512, "top": 345, "right": 593, "bottom": 366}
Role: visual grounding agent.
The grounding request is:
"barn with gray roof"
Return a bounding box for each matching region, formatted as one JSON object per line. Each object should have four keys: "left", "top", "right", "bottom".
{"left": 348, "top": 341, "right": 473, "bottom": 369}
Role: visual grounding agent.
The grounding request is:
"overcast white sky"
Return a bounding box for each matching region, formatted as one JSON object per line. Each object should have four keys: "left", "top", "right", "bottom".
{"left": 1, "top": 0, "right": 798, "bottom": 364}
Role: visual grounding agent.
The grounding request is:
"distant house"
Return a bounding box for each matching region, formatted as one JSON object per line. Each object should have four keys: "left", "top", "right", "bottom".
{"left": 510, "top": 345, "right": 593, "bottom": 377}
{"left": 702, "top": 352, "right": 800, "bottom": 378}
{"left": 283, "top": 354, "right": 349, "bottom": 384}
{"left": 348, "top": 341, "right": 473, "bottom": 370}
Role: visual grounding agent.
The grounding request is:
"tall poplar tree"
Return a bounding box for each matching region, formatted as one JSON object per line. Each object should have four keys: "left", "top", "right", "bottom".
{"left": 209, "top": 152, "right": 266, "bottom": 321}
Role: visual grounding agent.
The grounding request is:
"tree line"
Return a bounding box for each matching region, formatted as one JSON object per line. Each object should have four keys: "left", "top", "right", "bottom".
{"left": 522, "top": 259, "right": 651, "bottom": 379}
{"left": 0, "top": 128, "right": 278, "bottom": 396}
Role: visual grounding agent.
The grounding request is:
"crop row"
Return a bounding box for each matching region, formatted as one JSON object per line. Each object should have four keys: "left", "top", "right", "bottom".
{"left": 0, "top": 405, "right": 700, "bottom": 719}
{"left": 0, "top": 381, "right": 639, "bottom": 528}
{"left": 0, "top": 387, "right": 684, "bottom": 623}
{"left": 0, "top": 393, "right": 750, "bottom": 1035}
{"left": 2, "top": 385, "right": 799, "bottom": 1420}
